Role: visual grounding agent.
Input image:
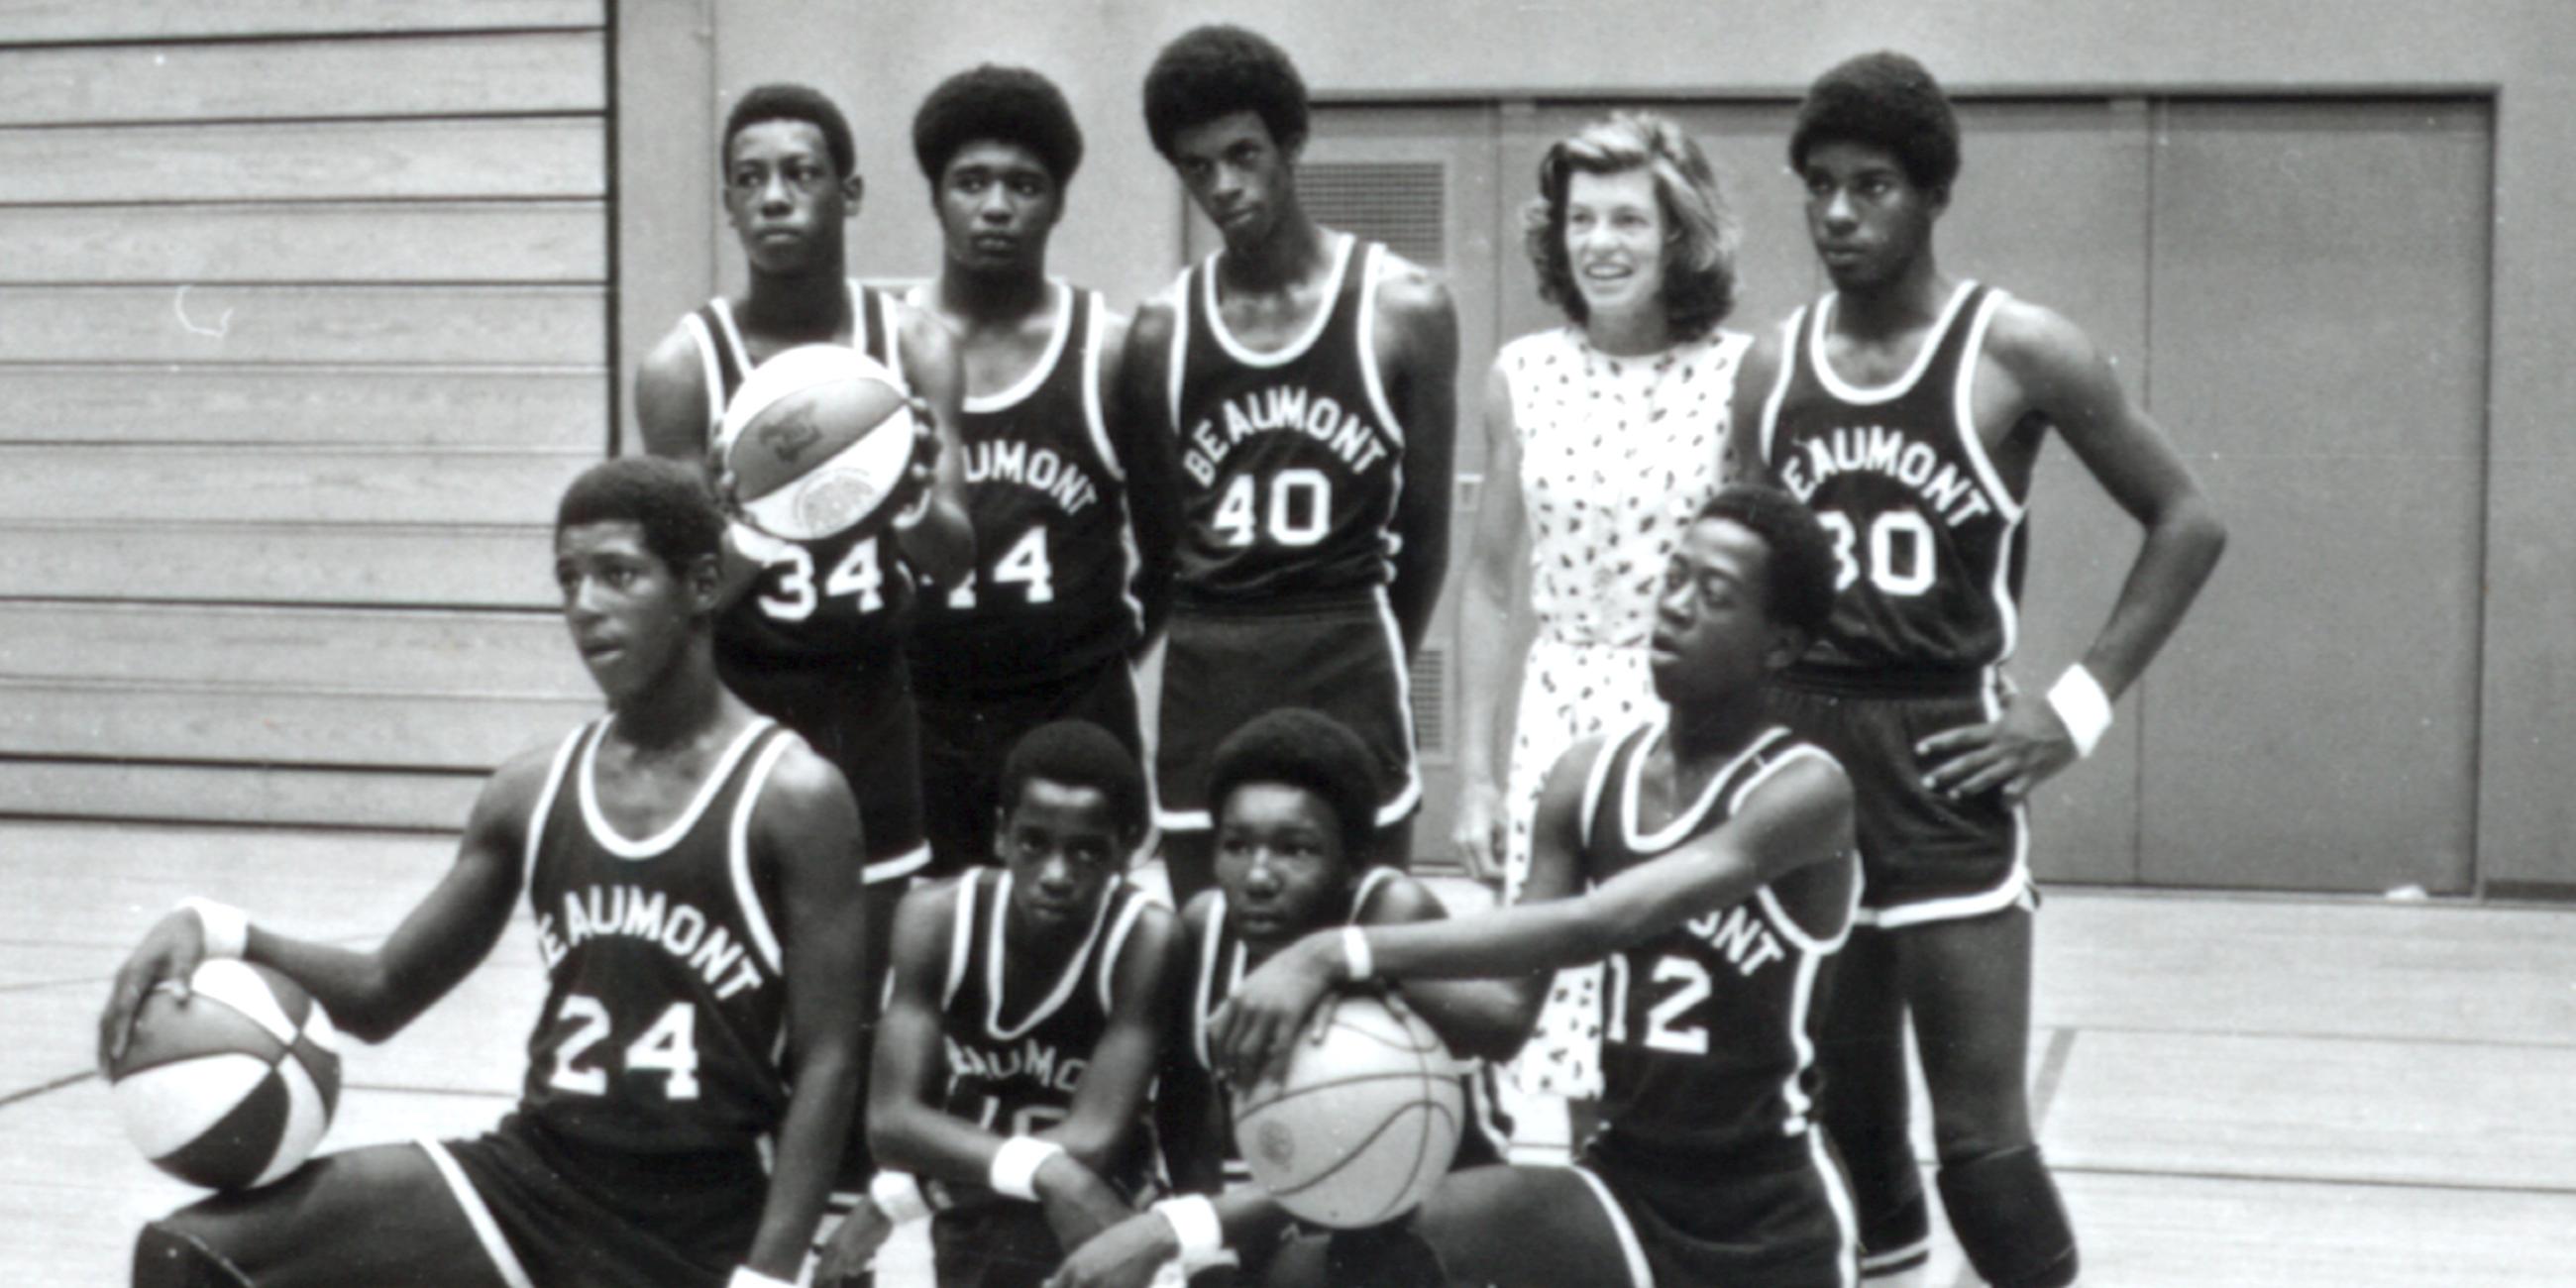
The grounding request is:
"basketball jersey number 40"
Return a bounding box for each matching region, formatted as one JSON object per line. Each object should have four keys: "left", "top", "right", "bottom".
{"left": 1213, "top": 468, "right": 1334, "bottom": 548}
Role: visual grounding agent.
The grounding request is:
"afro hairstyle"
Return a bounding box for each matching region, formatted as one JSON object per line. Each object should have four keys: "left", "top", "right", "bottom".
{"left": 1206, "top": 708, "right": 1380, "bottom": 865}
{"left": 1693, "top": 484, "right": 1839, "bottom": 642}
{"left": 997, "top": 719, "right": 1149, "bottom": 841}
{"left": 912, "top": 63, "right": 1085, "bottom": 189}
{"left": 1788, "top": 51, "right": 1962, "bottom": 195}
{"left": 1141, "top": 24, "right": 1309, "bottom": 160}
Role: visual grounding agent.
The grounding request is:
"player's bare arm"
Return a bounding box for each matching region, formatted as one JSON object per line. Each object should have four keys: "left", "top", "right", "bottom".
{"left": 740, "top": 742, "right": 871, "bottom": 1280}
{"left": 1035, "top": 901, "right": 1183, "bottom": 1174}
{"left": 1917, "top": 300, "right": 2227, "bottom": 802}
{"left": 1349, "top": 875, "right": 1539, "bottom": 1063}
{"left": 1096, "top": 306, "right": 1181, "bottom": 652}
{"left": 633, "top": 324, "right": 718, "bottom": 463}
{"left": 98, "top": 744, "right": 549, "bottom": 1068}
{"left": 1149, "top": 891, "right": 1229, "bottom": 1198}
{"left": 1045, "top": 1185, "right": 1297, "bottom": 1288}
{"left": 1450, "top": 361, "right": 1535, "bottom": 879}
{"left": 1720, "top": 326, "right": 1788, "bottom": 485}
{"left": 892, "top": 299, "right": 978, "bottom": 585}
{"left": 1217, "top": 746, "right": 1854, "bottom": 1083}
{"left": 1375, "top": 258, "right": 1459, "bottom": 656}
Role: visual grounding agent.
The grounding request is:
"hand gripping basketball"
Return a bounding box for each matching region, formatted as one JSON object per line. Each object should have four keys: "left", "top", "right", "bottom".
{"left": 714, "top": 345, "right": 923, "bottom": 543}
{"left": 1229, "top": 992, "right": 1463, "bottom": 1228}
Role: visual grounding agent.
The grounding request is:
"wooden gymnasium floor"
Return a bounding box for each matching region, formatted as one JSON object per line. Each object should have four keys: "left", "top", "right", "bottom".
{"left": 6, "top": 820, "right": 2575, "bottom": 1285}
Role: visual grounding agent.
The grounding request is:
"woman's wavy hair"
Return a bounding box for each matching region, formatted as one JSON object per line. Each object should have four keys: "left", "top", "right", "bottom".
{"left": 1522, "top": 110, "right": 1741, "bottom": 340}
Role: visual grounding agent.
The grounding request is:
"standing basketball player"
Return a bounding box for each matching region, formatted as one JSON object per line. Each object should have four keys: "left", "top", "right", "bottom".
{"left": 634, "top": 81, "right": 973, "bottom": 914}
{"left": 813, "top": 721, "right": 1182, "bottom": 1288}
{"left": 102, "top": 458, "right": 868, "bottom": 1288}
{"left": 1728, "top": 54, "right": 2227, "bottom": 1287}
{"left": 903, "top": 66, "right": 1179, "bottom": 880}
{"left": 1199, "top": 486, "right": 1861, "bottom": 1288}
{"left": 1044, "top": 709, "right": 1519, "bottom": 1288}
{"left": 1126, "top": 26, "right": 1460, "bottom": 906}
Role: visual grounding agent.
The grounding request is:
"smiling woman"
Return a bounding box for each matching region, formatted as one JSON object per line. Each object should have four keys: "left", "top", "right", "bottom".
{"left": 1448, "top": 110, "right": 1755, "bottom": 1136}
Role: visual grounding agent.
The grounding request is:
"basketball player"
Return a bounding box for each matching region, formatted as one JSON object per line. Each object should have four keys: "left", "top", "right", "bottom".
{"left": 813, "top": 720, "right": 1182, "bottom": 1288}
{"left": 1043, "top": 708, "right": 1520, "bottom": 1288}
{"left": 633, "top": 80, "right": 973, "bottom": 920}
{"left": 1197, "top": 485, "right": 1862, "bottom": 1288}
{"left": 902, "top": 65, "right": 1179, "bottom": 880}
{"left": 1725, "top": 54, "right": 2228, "bottom": 1287}
{"left": 1126, "top": 25, "right": 1460, "bottom": 906}
{"left": 99, "top": 458, "right": 868, "bottom": 1288}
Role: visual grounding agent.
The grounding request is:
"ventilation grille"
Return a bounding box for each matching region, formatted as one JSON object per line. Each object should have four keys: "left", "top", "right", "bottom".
{"left": 1410, "top": 644, "right": 1449, "bottom": 759}
{"left": 1303, "top": 161, "right": 1447, "bottom": 266}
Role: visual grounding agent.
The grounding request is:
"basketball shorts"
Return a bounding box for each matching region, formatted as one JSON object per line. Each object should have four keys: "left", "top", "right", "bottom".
{"left": 1575, "top": 1131, "right": 1860, "bottom": 1288}
{"left": 926, "top": 1202, "right": 1072, "bottom": 1288}
{"left": 914, "top": 656, "right": 1143, "bottom": 880}
{"left": 1765, "top": 681, "right": 2031, "bottom": 927}
{"left": 717, "top": 647, "right": 929, "bottom": 884}
{"left": 1154, "top": 592, "right": 1420, "bottom": 833}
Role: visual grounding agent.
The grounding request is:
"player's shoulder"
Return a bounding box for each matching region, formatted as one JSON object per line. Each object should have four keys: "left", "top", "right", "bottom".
{"left": 1352, "top": 868, "right": 1452, "bottom": 926}
{"left": 1979, "top": 290, "right": 2105, "bottom": 383}
{"left": 1365, "top": 245, "right": 1454, "bottom": 326}
{"left": 745, "top": 727, "right": 859, "bottom": 847}
{"left": 1126, "top": 286, "right": 1181, "bottom": 354}
{"left": 633, "top": 317, "right": 714, "bottom": 439}
{"left": 1735, "top": 312, "right": 1796, "bottom": 392}
{"left": 458, "top": 726, "right": 584, "bottom": 852}
{"left": 1736, "top": 733, "right": 1855, "bottom": 843}
{"left": 1178, "top": 886, "right": 1226, "bottom": 942}
{"left": 896, "top": 870, "right": 972, "bottom": 929}
{"left": 1110, "top": 889, "right": 1184, "bottom": 964}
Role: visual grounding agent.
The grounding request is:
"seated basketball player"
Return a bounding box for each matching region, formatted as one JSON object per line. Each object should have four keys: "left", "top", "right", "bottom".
{"left": 1043, "top": 709, "right": 1521, "bottom": 1288}
{"left": 97, "top": 458, "right": 869, "bottom": 1288}
{"left": 1204, "top": 486, "right": 1864, "bottom": 1288}
{"left": 812, "top": 720, "right": 1183, "bottom": 1288}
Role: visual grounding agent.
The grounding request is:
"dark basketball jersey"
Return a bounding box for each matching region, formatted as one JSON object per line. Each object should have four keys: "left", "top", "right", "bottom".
{"left": 1577, "top": 718, "right": 1854, "bottom": 1163}
{"left": 1186, "top": 869, "right": 1506, "bottom": 1182}
{"left": 1757, "top": 281, "right": 2029, "bottom": 689}
{"left": 689, "top": 282, "right": 916, "bottom": 668}
{"left": 518, "top": 716, "right": 797, "bottom": 1157}
{"left": 908, "top": 282, "right": 1142, "bottom": 696}
{"left": 1166, "top": 233, "right": 1408, "bottom": 606}
{"left": 934, "top": 867, "right": 1157, "bottom": 1203}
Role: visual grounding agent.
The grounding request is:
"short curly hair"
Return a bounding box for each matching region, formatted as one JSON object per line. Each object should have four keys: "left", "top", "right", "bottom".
{"left": 1141, "top": 25, "right": 1309, "bottom": 160}
{"left": 912, "top": 64, "right": 1084, "bottom": 189}
{"left": 1524, "top": 110, "right": 1741, "bottom": 341}
{"left": 998, "top": 719, "right": 1146, "bottom": 840}
{"left": 1789, "top": 52, "right": 1961, "bottom": 195}
{"left": 1695, "top": 485, "right": 1838, "bottom": 641}
{"left": 1207, "top": 708, "right": 1378, "bottom": 864}
{"left": 723, "top": 82, "right": 856, "bottom": 180}
{"left": 557, "top": 457, "right": 727, "bottom": 576}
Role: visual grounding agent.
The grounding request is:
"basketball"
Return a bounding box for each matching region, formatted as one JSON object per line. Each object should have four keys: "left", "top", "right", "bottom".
{"left": 108, "top": 960, "right": 342, "bottom": 1191}
{"left": 1231, "top": 993, "right": 1463, "bottom": 1228}
{"left": 716, "top": 343, "right": 920, "bottom": 542}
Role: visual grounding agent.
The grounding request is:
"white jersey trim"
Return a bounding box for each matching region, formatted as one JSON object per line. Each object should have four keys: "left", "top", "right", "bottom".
{"left": 1201, "top": 232, "right": 1355, "bottom": 371}
{"left": 1756, "top": 309, "right": 1804, "bottom": 470}
{"left": 1730, "top": 745, "right": 1857, "bottom": 957}
{"left": 682, "top": 312, "right": 727, "bottom": 441}
{"left": 1352, "top": 242, "right": 1407, "bottom": 450}
{"left": 984, "top": 868, "right": 1119, "bottom": 1042}
{"left": 1095, "top": 888, "right": 1149, "bottom": 1015}
{"left": 1620, "top": 720, "right": 1789, "bottom": 855}
{"left": 1772, "top": 912, "right": 1828, "bottom": 1135}
{"left": 1862, "top": 672, "right": 2032, "bottom": 928}
{"left": 1805, "top": 279, "right": 1979, "bottom": 407}
{"left": 1190, "top": 894, "right": 1234, "bottom": 1071}
{"left": 864, "top": 844, "right": 932, "bottom": 886}
{"left": 577, "top": 716, "right": 774, "bottom": 861}
{"left": 1077, "top": 289, "right": 1124, "bottom": 480}
{"left": 960, "top": 279, "right": 1074, "bottom": 414}
{"left": 1576, "top": 723, "right": 1632, "bottom": 849}
{"left": 942, "top": 872, "right": 979, "bottom": 1010}
{"left": 1369, "top": 586, "right": 1425, "bottom": 825}
{"left": 416, "top": 1138, "right": 537, "bottom": 1288}
{"left": 1566, "top": 1164, "right": 1657, "bottom": 1288}
{"left": 1163, "top": 272, "right": 1191, "bottom": 441}
{"left": 1809, "top": 1127, "right": 1864, "bottom": 1288}
{"left": 1947, "top": 287, "right": 2026, "bottom": 524}
{"left": 725, "top": 730, "right": 794, "bottom": 974}
{"left": 521, "top": 724, "right": 588, "bottom": 890}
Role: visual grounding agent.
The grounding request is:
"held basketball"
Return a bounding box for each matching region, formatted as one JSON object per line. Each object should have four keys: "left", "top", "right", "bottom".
{"left": 109, "top": 960, "right": 342, "bottom": 1191}
{"left": 1231, "top": 993, "right": 1463, "bottom": 1228}
{"left": 716, "top": 343, "right": 920, "bottom": 542}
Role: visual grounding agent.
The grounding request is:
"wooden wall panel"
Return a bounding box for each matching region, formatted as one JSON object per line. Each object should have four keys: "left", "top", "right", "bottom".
{"left": 0, "top": 604, "right": 586, "bottom": 696}
{"left": 0, "top": 33, "right": 605, "bottom": 126}
{"left": 0, "top": 447, "right": 593, "bottom": 526}
{"left": 0, "top": 1, "right": 600, "bottom": 42}
{"left": 0, "top": 203, "right": 605, "bottom": 284}
{"left": 0, "top": 682, "right": 592, "bottom": 770}
{"left": 0, "top": 370, "right": 601, "bottom": 449}
{"left": 0, "top": 762, "right": 484, "bottom": 832}
{"left": 0, "top": 523, "right": 555, "bottom": 606}
{"left": 0, "top": 287, "right": 604, "bottom": 367}
{"left": 0, "top": 119, "right": 604, "bottom": 203}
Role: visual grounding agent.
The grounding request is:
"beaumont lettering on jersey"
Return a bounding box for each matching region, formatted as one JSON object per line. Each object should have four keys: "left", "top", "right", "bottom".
{"left": 1179, "top": 383, "right": 1392, "bottom": 485}
{"left": 535, "top": 884, "right": 767, "bottom": 1001}
{"left": 945, "top": 1033, "right": 1087, "bottom": 1095}
{"left": 1687, "top": 904, "right": 1787, "bottom": 977}
{"left": 962, "top": 438, "right": 1101, "bottom": 515}
{"left": 1775, "top": 423, "right": 1996, "bottom": 529}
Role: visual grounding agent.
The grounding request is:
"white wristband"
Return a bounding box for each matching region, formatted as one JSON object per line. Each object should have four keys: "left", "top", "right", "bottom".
{"left": 988, "top": 1136, "right": 1064, "bottom": 1202}
{"left": 867, "top": 1170, "right": 932, "bottom": 1226}
{"left": 179, "top": 898, "right": 249, "bottom": 960}
{"left": 1154, "top": 1195, "right": 1230, "bottom": 1270}
{"left": 724, "top": 1268, "right": 796, "bottom": 1288}
{"left": 2045, "top": 666, "right": 2113, "bottom": 760}
{"left": 1340, "top": 925, "right": 1375, "bottom": 982}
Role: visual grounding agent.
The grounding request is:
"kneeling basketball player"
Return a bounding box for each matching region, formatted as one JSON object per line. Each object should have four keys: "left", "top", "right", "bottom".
{"left": 1045, "top": 709, "right": 1518, "bottom": 1288}
{"left": 99, "top": 458, "right": 869, "bottom": 1288}
{"left": 1210, "top": 485, "right": 1863, "bottom": 1288}
{"left": 815, "top": 720, "right": 1182, "bottom": 1288}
